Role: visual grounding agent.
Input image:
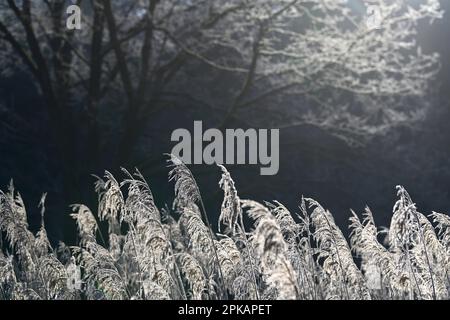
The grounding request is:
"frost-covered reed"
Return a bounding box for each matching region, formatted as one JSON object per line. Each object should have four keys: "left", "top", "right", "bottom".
{"left": 1, "top": 157, "right": 450, "bottom": 300}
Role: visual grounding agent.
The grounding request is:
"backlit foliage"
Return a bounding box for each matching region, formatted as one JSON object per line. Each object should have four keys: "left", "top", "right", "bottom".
{"left": 1, "top": 157, "right": 450, "bottom": 300}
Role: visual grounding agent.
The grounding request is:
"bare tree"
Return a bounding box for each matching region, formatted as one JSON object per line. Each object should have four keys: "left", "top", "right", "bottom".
{"left": 0, "top": 0, "right": 443, "bottom": 197}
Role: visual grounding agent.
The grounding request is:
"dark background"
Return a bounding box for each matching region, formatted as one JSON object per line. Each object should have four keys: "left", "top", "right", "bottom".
{"left": 1, "top": 1, "right": 449, "bottom": 244}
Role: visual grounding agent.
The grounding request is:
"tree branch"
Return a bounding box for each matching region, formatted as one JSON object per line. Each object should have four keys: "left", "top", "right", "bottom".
{"left": 103, "top": 0, "right": 134, "bottom": 104}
